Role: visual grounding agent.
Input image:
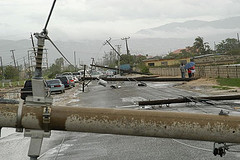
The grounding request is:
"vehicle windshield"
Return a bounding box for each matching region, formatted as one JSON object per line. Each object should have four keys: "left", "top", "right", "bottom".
{"left": 56, "top": 77, "right": 68, "bottom": 82}
{"left": 24, "top": 80, "right": 32, "bottom": 87}
{"left": 47, "top": 80, "right": 60, "bottom": 84}
{"left": 73, "top": 72, "right": 80, "bottom": 75}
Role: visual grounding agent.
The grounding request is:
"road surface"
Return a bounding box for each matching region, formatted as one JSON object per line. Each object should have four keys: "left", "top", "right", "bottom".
{"left": 1, "top": 80, "right": 240, "bottom": 160}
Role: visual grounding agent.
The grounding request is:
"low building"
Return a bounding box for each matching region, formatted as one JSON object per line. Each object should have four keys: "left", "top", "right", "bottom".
{"left": 143, "top": 57, "right": 191, "bottom": 67}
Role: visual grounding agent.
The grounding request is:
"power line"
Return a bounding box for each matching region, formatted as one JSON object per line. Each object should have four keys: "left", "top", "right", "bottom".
{"left": 46, "top": 35, "right": 73, "bottom": 66}
{"left": 43, "top": 0, "right": 57, "bottom": 33}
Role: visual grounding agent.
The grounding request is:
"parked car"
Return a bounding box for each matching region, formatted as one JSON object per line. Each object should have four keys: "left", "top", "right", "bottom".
{"left": 56, "top": 76, "right": 71, "bottom": 89}
{"left": 62, "top": 72, "right": 73, "bottom": 76}
{"left": 91, "top": 70, "right": 104, "bottom": 78}
{"left": 73, "top": 72, "right": 81, "bottom": 81}
{"left": 106, "top": 70, "right": 114, "bottom": 77}
{"left": 72, "top": 75, "right": 79, "bottom": 83}
{"left": 20, "top": 80, "right": 50, "bottom": 100}
{"left": 46, "top": 79, "right": 65, "bottom": 94}
{"left": 66, "top": 75, "right": 75, "bottom": 87}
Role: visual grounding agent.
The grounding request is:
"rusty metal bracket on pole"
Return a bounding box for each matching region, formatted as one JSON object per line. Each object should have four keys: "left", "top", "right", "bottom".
{"left": 16, "top": 100, "right": 24, "bottom": 132}
{"left": 24, "top": 129, "right": 51, "bottom": 160}
{"left": 42, "top": 106, "right": 51, "bottom": 132}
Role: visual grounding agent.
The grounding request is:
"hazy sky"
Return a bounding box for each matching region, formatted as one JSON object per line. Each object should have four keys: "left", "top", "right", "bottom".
{"left": 1, "top": 0, "right": 240, "bottom": 41}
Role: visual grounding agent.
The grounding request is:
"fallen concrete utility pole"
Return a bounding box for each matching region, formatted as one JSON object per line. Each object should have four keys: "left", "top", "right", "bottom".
{"left": 138, "top": 95, "right": 240, "bottom": 106}
{"left": 1, "top": 104, "right": 240, "bottom": 143}
{"left": 83, "top": 77, "right": 196, "bottom": 82}
{"left": 90, "top": 64, "right": 151, "bottom": 75}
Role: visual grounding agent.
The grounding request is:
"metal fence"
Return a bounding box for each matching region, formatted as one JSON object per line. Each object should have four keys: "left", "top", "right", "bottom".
{"left": 149, "top": 65, "right": 240, "bottom": 78}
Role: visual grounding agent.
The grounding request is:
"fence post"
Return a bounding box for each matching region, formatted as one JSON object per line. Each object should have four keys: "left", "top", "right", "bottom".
{"left": 236, "top": 66, "right": 238, "bottom": 78}
{"left": 227, "top": 66, "right": 229, "bottom": 78}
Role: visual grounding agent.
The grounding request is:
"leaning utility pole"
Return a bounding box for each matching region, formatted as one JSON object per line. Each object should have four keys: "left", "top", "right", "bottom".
{"left": 121, "top": 37, "right": 130, "bottom": 55}
{"left": 10, "top": 49, "right": 17, "bottom": 68}
{"left": 104, "top": 38, "right": 121, "bottom": 58}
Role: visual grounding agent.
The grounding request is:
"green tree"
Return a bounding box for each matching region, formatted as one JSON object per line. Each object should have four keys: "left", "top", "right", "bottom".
{"left": 4, "top": 65, "right": 19, "bottom": 80}
{"left": 216, "top": 38, "right": 240, "bottom": 54}
{"left": 63, "top": 64, "right": 75, "bottom": 72}
{"left": 45, "top": 57, "right": 64, "bottom": 78}
{"left": 192, "top": 36, "right": 212, "bottom": 55}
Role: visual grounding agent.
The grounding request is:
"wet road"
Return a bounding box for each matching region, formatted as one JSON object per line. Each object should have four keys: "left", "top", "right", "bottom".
{"left": 1, "top": 80, "right": 240, "bottom": 160}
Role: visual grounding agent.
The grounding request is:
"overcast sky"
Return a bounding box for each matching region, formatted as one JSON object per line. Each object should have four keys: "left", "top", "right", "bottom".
{"left": 0, "top": 0, "right": 240, "bottom": 41}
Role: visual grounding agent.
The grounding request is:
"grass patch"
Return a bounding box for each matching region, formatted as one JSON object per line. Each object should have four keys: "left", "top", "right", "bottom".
{"left": 212, "top": 86, "right": 233, "bottom": 90}
{"left": 216, "top": 78, "right": 240, "bottom": 87}
{"left": 0, "top": 81, "right": 25, "bottom": 88}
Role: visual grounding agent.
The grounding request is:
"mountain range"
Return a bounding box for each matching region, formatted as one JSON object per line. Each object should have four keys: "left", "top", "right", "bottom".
{"left": 135, "top": 16, "right": 240, "bottom": 38}
{"left": 0, "top": 16, "right": 240, "bottom": 66}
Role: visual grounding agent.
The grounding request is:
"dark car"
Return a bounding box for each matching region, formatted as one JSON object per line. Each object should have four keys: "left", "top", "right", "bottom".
{"left": 20, "top": 80, "right": 32, "bottom": 100}
{"left": 56, "top": 76, "right": 71, "bottom": 89}
{"left": 20, "top": 80, "right": 50, "bottom": 100}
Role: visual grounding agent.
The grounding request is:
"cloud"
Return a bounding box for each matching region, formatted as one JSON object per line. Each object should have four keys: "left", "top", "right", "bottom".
{"left": 0, "top": 0, "right": 240, "bottom": 40}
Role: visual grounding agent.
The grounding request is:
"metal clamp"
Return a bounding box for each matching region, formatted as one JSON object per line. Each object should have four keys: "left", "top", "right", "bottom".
{"left": 42, "top": 106, "right": 51, "bottom": 132}
{"left": 16, "top": 100, "right": 24, "bottom": 132}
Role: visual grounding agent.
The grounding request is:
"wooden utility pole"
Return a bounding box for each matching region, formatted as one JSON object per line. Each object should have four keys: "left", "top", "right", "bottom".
{"left": 82, "top": 65, "right": 86, "bottom": 92}
{"left": 23, "top": 57, "right": 27, "bottom": 71}
{"left": 10, "top": 50, "right": 17, "bottom": 68}
{"left": 74, "top": 51, "right": 77, "bottom": 71}
{"left": 0, "top": 56, "right": 3, "bottom": 76}
{"left": 90, "top": 58, "right": 95, "bottom": 73}
{"left": 121, "top": 37, "right": 130, "bottom": 55}
{"left": 115, "top": 45, "right": 121, "bottom": 74}
{"left": 237, "top": 33, "right": 239, "bottom": 43}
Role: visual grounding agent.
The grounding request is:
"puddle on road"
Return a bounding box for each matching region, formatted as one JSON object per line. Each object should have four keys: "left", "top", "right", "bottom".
{"left": 67, "top": 99, "right": 80, "bottom": 104}
{"left": 121, "top": 97, "right": 147, "bottom": 103}
{"left": 147, "top": 82, "right": 175, "bottom": 88}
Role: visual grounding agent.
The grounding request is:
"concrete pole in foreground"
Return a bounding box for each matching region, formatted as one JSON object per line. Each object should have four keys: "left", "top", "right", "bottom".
{"left": 1, "top": 104, "right": 240, "bottom": 143}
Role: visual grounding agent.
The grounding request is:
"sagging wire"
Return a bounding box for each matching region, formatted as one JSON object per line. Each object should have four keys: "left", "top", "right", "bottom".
{"left": 172, "top": 139, "right": 212, "bottom": 152}
{"left": 46, "top": 35, "right": 73, "bottom": 66}
{"left": 54, "top": 134, "right": 66, "bottom": 160}
{"left": 126, "top": 77, "right": 237, "bottom": 113}
{"left": 173, "top": 139, "right": 240, "bottom": 154}
{"left": 37, "top": 134, "right": 66, "bottom": 160}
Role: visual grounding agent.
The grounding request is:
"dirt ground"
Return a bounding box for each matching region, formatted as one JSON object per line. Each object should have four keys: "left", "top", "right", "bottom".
{"left": 175, "top": 78, "right": 240, "bottom": 95}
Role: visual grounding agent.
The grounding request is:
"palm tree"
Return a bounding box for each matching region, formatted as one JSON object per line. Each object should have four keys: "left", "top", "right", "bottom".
{"left": 193, "top": 36, "right": 211, "bottom": 55}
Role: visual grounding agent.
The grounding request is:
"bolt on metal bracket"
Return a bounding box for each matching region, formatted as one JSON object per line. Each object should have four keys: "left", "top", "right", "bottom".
{"left": 42, "top": 106, "right": 51, "bottom": 132}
